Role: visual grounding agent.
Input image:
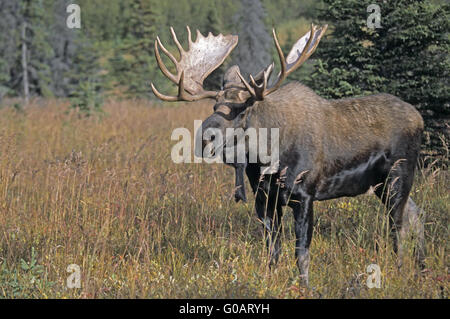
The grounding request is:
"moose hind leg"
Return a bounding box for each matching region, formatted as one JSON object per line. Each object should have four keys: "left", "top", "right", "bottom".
{"left": 292, "top": 196, "right": 314, "bottom": 286}
{"left": 401, "top": 197, "right": 426, "bottom": 268}
{"left": 375, "top": 162, "right": 418, "bottom": 268}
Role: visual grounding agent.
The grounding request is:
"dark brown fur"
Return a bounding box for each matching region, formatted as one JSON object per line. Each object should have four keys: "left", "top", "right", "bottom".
{"left": 197, "top": 73, "right": 426, "bottom": 286}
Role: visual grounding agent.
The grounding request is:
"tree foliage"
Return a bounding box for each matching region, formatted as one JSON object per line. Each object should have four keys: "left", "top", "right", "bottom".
{"left": 308, "top": 0, "right": 449, "bottom": 157}
{"left": 110, "top": 0, "right": 160, "bottom": 98}
{"left": 0, "top": 0, "right": 448, "bottom": 158}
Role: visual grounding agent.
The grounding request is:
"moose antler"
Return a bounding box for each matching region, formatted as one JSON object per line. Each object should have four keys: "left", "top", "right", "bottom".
{"left": 151, "top": 26, "right": 238, "bottom": 102}
{"left": 237, "top": 24, "right": 328, "bottom": 101}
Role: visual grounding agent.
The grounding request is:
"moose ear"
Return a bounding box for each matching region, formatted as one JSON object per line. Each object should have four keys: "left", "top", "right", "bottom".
{"left": 223, "top": 65, "right": 247, "bottom": 89}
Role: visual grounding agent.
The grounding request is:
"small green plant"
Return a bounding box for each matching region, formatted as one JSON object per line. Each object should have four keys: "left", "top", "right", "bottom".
{"left": 13, "top": 102, "right": 23, "bottom": 113}
{"left": 20, "top": 247, "right": 44, "bottom": 274}
{"left": 0, "top": 247, "right": 54, "bottom": 298}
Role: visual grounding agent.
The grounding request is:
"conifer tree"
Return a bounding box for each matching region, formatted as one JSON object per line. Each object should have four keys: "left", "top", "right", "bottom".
{"left": 231, "top": 0, "right": 272, "bottom": 78}
{"left": 308, "top": 0, "right": 449, "bottom": 158}
{"left": 111, "top": 0, "right": 161, "bottom": 98}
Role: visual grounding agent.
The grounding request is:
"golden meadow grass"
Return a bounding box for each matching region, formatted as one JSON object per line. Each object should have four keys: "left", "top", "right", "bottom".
{"left": 0, "top": 99, "right": 448, "bottom": 298}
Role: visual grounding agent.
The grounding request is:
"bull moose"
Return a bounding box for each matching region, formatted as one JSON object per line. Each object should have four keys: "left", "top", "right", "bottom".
{"left": 151, "top": 25, "right": 426, "bottom": 285}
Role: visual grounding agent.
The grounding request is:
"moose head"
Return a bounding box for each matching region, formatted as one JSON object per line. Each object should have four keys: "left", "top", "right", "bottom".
{"left": 151, "top": 25, "right": 425, "bottom": 286}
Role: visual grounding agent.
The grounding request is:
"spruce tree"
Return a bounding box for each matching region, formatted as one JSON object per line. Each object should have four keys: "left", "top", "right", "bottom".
{"left": 47, "top": 0, "right": 83, "bottom": 97}
{"left": 231, "top": 0, "right": 272, "bottom": 78}
{"left": 111, "top": 0, "right": 161, "bottom": 98}
{"left": 68, "top": 38, "right": 105, "bottom": 116}
{"left": 0, "top": 0, "right": 54, "bottom": 100}
{"left": 0, "top": 0, "right": 17, "bottom": 101}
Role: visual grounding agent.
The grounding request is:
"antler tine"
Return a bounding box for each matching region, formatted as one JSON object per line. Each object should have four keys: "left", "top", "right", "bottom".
{"left": 186, "top": 26, "right": 193, "bottom": 49}
{"left": 156, "top": 36, "right": 178, "bottom": 66}
{"left": 249, "top": 74, "right": 263, "bottom": 98}
{"left": 262, "top": 63, "right": 274, "bottom": 89}
{"left": 250, "top": 75, "right": 266, "bottom": 100}
{"left": 155, "top": 37, "right": 178, "bottom": 84}
{"left": 265, "top": 28, "right": 287, "bottom": 95}
{"left": 170, "top": 26, "right": 185, "bottom": 56}
{"left": 307, "top": 24, "right": 327, "bottom": 55}
{"left": 151, "top": 82, "right": 178, "bottom": 102}
{"left": 292, "top": 24, "right": 317, "bottom": 68}
{"left": 236, "top": 71, "right": 256, "bottom": 98}
{"left": 249, "top": 75, "right": 258, "bottom": 87}
{"left": 250, "top": 63, "right": 270, "bottom": 100}
{"left": 237, "top": 62, "right": 275, "bottom": 101}
{"left": 242, "top": 24, "right": 327, "bottom": 99}
{"left": 177, "top": 70, "right": 189, "bottom": 100}
{"left": 151, "top": 72, "right": 218, "bottom": 102}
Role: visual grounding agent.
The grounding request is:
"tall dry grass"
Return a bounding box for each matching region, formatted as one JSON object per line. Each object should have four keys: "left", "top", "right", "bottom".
{"left": 0, "top": 99, "right": 448, "bottom": 298}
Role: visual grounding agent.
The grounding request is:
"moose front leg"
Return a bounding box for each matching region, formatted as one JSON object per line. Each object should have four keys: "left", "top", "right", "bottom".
{"left": 255, "top": 192, "right": 283, "bottom": 267}
{"left": 266, "top": 201, "right": 283, "bottom": 266}
{"left": 292, "top": 195, "right": 314, "bottom": 286}
{"left": 234, "top": 164, "right": 247, "bottom": 202}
